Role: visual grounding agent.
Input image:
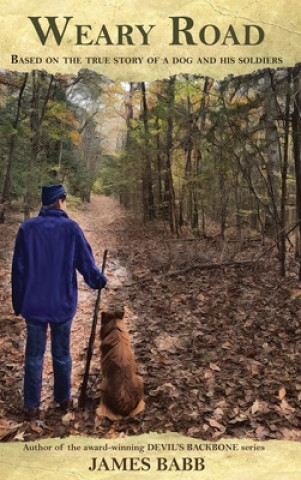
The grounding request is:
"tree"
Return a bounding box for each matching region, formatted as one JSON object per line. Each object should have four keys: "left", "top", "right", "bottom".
{"left": 164, "top": 76, "right": 179, "bottom": 234}
{"left": 0, "top": 72, "right": 28, "bottom": 222}
{"left": 292, "top": 64, "right": 301, "bottom": 278}
{"left": 140, "top": 82, "right": 155, "bottom": 221}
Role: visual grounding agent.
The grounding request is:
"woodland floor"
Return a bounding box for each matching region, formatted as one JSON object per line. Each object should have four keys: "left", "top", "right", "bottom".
{"left": 0, "top": 195, "right": 301, "bottom": 442}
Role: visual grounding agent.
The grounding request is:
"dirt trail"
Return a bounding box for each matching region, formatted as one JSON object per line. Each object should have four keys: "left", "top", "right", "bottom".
{"left": 50, "top": 195, "right": 136, "bottom": 411}
{"left": 69, "top": 195, "right": 134, "bottom": 405}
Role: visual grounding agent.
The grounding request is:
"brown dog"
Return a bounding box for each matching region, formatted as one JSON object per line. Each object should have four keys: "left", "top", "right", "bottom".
{"left": 96, "top": 309, "right": 145, "bottom": 420}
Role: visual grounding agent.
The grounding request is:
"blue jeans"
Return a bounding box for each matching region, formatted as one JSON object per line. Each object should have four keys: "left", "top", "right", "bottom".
{"left": 24, "top": 320, "right": 72, "bottom": 409}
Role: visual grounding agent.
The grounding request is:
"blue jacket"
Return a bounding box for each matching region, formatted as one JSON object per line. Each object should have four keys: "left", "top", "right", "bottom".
{"left": 11, "top": 207, "right": 107, "bottom": 324}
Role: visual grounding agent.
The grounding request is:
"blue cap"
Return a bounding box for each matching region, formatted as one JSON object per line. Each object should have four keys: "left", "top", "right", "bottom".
{"left": 41, "top": 185, "right": 66, "bottom": 205}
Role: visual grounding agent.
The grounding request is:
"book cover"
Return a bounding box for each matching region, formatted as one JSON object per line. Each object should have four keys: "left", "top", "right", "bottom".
{"left": 0, "top": 1, "right": 301, "bottom": 479}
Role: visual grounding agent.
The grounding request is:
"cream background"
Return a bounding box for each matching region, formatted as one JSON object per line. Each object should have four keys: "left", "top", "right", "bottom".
{"left": 0, "top": 434, "right": 301, "bottom": 480}
{"left": 0, "top": 0, "right": 300, "bottom": 80}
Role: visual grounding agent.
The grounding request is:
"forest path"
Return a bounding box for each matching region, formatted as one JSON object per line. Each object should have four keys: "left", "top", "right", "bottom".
{"left": 1, "top": 195, "right": 301, "bottom": 441}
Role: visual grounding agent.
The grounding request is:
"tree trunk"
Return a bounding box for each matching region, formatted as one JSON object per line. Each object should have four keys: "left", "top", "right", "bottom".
{"left": 191, "top": 77, "right": 212, "bottom": 235}
{"left": 0, "top": 74, "right": 28, "bottom": 223}
{"left": 263, "top": 69, "right": 281, "bottom": 240}
{"left": 125, "top": 82, "right": 135, "bottom": 149}
{"left": 156, "top": 114, "right": 163, "bottom": 206}
{"left": 165, "top": 76, "right": 178, "bottom": 235}
{"left": 279, "top": 69, "right": 291, "bottom": 276}
{"left": 180, "top": 89, "right": 193, "bottom": 227}
{"left": 141, "top": 82, "right": 155, "bottom": 221}
{"left": 292, "top": 64, "right": 301, "bottom": 279}
{"left": 24, "top": 71, "right": 39, "bottom": 219}
{"left": 192, "top": 150, "right": 201, "bottom": 234}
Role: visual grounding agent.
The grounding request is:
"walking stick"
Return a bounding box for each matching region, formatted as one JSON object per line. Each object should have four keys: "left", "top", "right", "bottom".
{"left": 78, "top": 248, "right": 108, "bottom": 409}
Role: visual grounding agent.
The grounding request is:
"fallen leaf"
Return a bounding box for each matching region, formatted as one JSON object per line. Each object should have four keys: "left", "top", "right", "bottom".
{"left": 187, "top": 426, "right": 201, "bottom": 436}
{"left": 13, "top": 430, "right": 26, "bottom": 442}
{"left": 213, "top": 407, "right": 224, "bottom": 418}
{"left": 229, "top": 414, "right": 248, "bottom": 424}
{"left": 255, "top": 425, "right": 270, "bottom": 440}
{"left": 278, "top": 398, "right": 295, "bottom": 415}
{"left": 62, "top": 412, "right": 75, "bottom": 425}
{"left": 290, "top": 290, "right": 301, "bottom": 299}
{"left": 278, "top": 387, "right": 286, "bottom": 401}
{"left": 208, "top": 418, "right": 225, "bottom": 430}
{"left": 0, "top": 422, "right": 22, "bottom": 441}
{"left": 198, "top": 293, "right": 206, "bottom": 303}
{"left": 30, "top": 424, "right": 42, "bottom": 434}
{"left": 251, "top": 400, "right": 260, "bottom": 414}
{"left": 210, "top": 362, "right": 221, "bottom": 372}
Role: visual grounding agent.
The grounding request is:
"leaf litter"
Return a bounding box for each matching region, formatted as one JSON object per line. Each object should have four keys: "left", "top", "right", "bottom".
{"left": 0, "top": 195, "right": 301, "bottom": 442}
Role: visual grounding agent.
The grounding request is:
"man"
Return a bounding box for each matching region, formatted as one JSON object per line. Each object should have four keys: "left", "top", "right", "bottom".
{"left": 11, "top": 184, "right": 107, "bottom": 420}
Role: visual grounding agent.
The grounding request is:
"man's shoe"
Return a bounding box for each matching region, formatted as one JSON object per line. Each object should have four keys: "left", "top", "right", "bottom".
{"left": 24, "top": 408, "right": 40, "bottom": 421}
{"left": 59, "top": 398, "right": 73, "bottom": 412}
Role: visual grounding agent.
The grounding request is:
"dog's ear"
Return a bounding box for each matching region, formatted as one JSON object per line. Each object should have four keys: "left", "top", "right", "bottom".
{"left": 101, "top": 309, "right": 125, "bottom": 322}
{"left": 101, "top": 311, "right": 112, "bottom": 323}
{"left": 115, "top": 309, "right": 125, "bottom": 319}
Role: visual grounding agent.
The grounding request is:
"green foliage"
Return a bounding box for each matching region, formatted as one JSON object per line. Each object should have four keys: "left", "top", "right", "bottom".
{"left": 0, "top": 67, "right": 297, "bottom": 248}
{"left": 0, "top": 69, "right": 108, "bottom": 211}
{"left": 99, "top": 70, "right": 295, "bottom": 243}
